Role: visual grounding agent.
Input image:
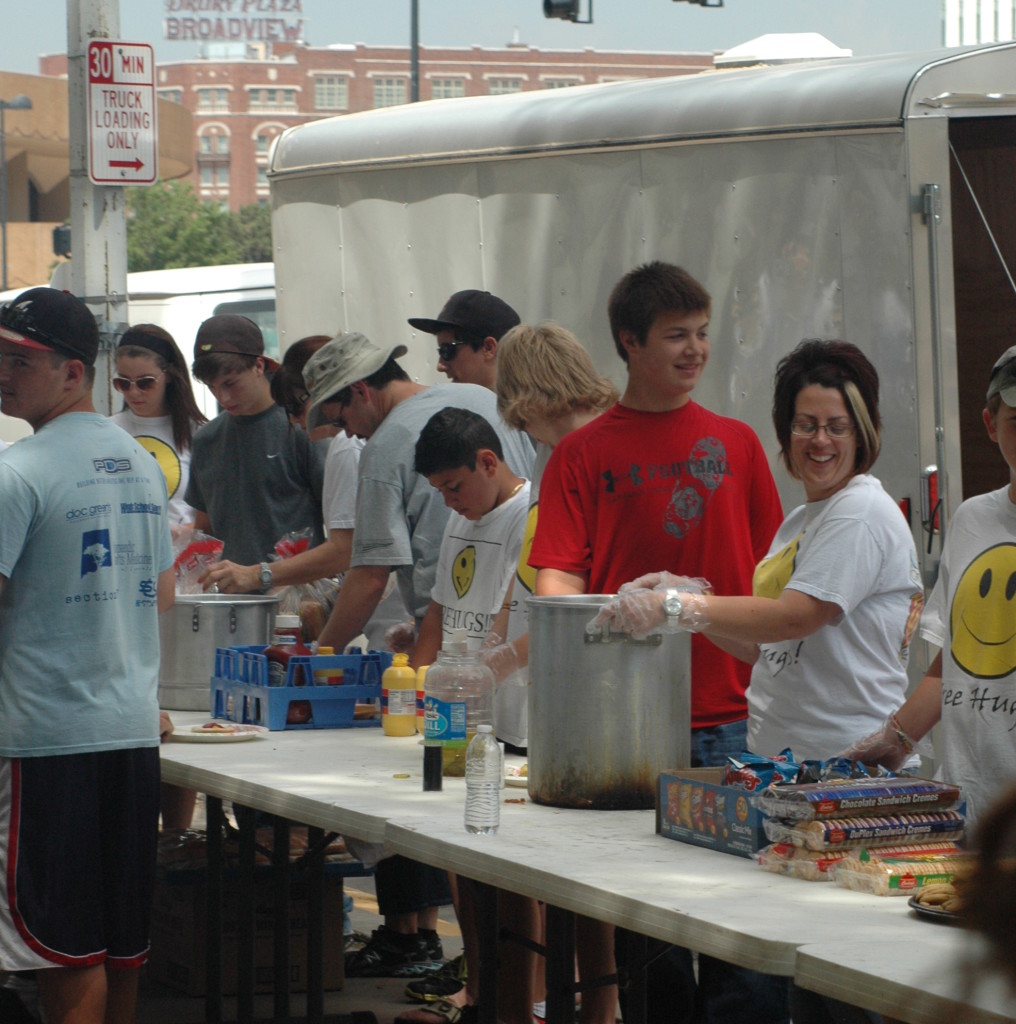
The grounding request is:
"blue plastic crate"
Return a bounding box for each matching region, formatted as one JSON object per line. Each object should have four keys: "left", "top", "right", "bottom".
{"left": 210, "top": 646, "right": 393, "bottom": 731}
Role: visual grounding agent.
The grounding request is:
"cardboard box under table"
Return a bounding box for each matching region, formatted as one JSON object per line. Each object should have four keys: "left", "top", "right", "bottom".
{"left": 657, "top": 767, "right": 768, "bottom": 858}
{"left": 148, "top": 852, "right": 347, "bottom": 996}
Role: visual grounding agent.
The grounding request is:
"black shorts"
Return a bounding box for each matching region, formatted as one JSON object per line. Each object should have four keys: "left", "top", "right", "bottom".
{"left": 0, "top": 747, "right": 160, "bottom": 971}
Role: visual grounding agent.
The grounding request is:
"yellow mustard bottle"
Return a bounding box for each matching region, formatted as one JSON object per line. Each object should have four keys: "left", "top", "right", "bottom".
{"left": 382, "top": 653, "right": 418, "bottom": 736}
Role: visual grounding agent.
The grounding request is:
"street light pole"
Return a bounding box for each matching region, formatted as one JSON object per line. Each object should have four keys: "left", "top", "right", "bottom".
{"left": 0, "top": 94, "right": 33, "bottom": 293}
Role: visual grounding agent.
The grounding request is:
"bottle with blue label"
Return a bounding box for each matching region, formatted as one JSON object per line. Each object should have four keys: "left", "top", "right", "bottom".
{"left": 423, "top": 629, "right": 494, "bottom": 783}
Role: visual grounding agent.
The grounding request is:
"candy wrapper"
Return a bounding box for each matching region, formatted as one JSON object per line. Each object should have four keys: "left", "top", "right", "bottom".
{"left": 722, "top": 750, "right": 799, "bottom": 792}
{"left": 756, "top": 776, "right": 962, "bottom": 822}
{"left": 173, "top": 529, "right": 224, "bottom": 594}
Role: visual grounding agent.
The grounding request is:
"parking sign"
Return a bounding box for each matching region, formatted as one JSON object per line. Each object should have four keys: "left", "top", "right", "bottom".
{"left": 87, "top": 41, "right": 158, "bottom": 186}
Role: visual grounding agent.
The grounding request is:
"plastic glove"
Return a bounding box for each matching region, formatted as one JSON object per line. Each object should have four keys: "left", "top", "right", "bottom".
{"left": 384, "top": 621, "right": 416, "bottom": 654}
{"left": 481, "top": 633, "right": 523, "bottom": 682}
{"left": 618, "top": 571, "right": 713, "bottom": 596}
{"left": 838, "top": 710, "right": 930, "bottom": 771}
{"left": 588, "top": 588, "right": 711, "bottom": 639}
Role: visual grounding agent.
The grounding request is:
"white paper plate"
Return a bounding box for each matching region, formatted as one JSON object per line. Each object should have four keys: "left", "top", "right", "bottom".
{"left": 170, "top": 723, "right": 268, "bottom": 743}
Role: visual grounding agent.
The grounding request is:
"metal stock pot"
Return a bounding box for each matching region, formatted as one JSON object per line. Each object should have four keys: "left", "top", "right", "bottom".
{"left": 158, "top": 594, "right": 279, "bottom": 710}
{"left": 527, "top": 594, "right": 691, "bottom": 810}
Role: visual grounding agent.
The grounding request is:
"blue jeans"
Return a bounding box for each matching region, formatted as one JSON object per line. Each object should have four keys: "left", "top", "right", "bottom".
{"left": 616, "top": 720, "right": 790, "bottom": 1024}
{"left": 690, "top": 719, "right": 749, "bottom": 769}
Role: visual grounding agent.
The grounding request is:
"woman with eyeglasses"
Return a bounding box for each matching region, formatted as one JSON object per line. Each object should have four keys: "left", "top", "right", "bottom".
{"left": 110, "top": 324, "right": 207, "bottom": 535}
{"left": 596, "top": 339, "right": 925, "bottom": 763}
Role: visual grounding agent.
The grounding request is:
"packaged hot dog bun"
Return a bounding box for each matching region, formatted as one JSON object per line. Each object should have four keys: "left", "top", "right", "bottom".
{"left": 758, "top": 841, "right": 964, "bottom": 881}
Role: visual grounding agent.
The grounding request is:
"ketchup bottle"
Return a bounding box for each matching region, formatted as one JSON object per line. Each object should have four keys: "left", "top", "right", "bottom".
{"left": 264, "top": 614, "right": 313, "bottom": 724}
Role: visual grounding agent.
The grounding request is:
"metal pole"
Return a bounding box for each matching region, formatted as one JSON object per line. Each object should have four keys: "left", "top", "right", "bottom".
{"left": 1, "top": 102, "right": 7, "bottom": 292}
{"left": 410, "top": 0, "right": 419, "bottom": 102}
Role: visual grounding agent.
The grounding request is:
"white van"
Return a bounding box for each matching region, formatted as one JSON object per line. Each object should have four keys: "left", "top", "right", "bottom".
{"left": 0, "top": 262, "right": 276, "bottom": 440}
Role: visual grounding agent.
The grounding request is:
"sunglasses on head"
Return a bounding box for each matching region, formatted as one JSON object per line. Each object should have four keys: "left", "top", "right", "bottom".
{"left": 284, "top": 391, "right": 311, "bottom": 418}
{"left": 0, "top": 302, "right": 64, "bottom": 351}
{"left": 113, "top": 374, "right": 163, "bottom": 394}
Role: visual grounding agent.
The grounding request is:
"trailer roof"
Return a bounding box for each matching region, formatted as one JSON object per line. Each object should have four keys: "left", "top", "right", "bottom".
{"left": 271, "top": 43, "right": 1016, "bottom": 176}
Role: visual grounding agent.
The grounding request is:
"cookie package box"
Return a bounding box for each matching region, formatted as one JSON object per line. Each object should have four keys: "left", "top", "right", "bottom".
{"left": 657, "top": 767, "right": 768, "bottom": 859}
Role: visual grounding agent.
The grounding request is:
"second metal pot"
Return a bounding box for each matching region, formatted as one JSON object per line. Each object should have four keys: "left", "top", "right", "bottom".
{"left": 527, "top": 593, "right": 691, "bottom": 810}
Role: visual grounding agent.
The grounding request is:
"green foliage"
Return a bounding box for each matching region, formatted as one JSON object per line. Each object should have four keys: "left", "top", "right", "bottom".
{"left": 126, "top": 181, "right": 272, "bottom": 271}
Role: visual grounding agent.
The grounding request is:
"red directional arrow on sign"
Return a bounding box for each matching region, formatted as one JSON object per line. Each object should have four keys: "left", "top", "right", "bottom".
{"left": 110, "top": 158, "right": 145, "bottom": 170}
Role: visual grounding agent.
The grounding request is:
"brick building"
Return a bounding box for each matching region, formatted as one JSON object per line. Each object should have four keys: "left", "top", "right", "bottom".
{"left": 150, "top": 40, "right": 714, "bottom": 210}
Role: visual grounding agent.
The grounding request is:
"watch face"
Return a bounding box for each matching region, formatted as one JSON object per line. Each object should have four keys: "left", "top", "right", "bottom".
{"left": 260, "top": 566, "right": 273, "bottom": 586}
{"left": 662, "top": 594, "right": 682, "bottom": 619}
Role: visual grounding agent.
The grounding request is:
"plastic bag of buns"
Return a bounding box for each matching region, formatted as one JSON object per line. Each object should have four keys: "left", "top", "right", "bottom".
{"left": 268, "top": 529, "right": 342, "bottom": 642}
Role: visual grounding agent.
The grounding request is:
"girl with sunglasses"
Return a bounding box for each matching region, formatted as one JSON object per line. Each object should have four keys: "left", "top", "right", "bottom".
{"left": 110, "top": 323, "right": 208, "bottom": 535}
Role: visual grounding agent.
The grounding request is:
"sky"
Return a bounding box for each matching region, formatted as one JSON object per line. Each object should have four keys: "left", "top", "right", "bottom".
{"left": 5, "top": 0, "right": 946, "bottom": 76}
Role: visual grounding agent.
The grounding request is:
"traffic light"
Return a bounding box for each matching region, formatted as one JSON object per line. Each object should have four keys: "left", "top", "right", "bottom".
{"left": 52, "top": 224, "right": 72, "bottom": 258}
{"left": 544, "top": 0, "right": 580, "bottom": 20}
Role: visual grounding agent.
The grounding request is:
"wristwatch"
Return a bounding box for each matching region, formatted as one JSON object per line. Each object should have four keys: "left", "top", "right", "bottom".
{"left": 661, "top": 589, "right": 684, "bottom": 629}
{"left": 259, "top": 562, "right": 274, "bottom": 589}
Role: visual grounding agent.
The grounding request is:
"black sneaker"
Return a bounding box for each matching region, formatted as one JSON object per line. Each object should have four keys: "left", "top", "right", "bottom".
{"left": 418, "top": 928, "right": 445, "bottom": 963}
{"left": 404, "top": 952, "right": 467, "bottom": 1003}
{"left": 343, "top": 925, "right": 439, "bottom": 978}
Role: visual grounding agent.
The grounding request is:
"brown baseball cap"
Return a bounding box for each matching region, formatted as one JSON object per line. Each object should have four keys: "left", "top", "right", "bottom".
{"left": 193, "top": 314, "right": 280, "bottom": 371}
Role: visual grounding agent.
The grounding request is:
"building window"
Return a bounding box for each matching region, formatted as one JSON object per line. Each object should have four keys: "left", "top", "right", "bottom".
{"left": 217, "top": 166, "right": 229, "bottom": 187}
{"left": 544, "top": 79, "right": 580, "bottom": 89}
{"left": 314, "top": 76, "right": 349, "bottom": 111}
{"left": 200, "top": 166, "right": 214, "bottom": 186}
{"left": 373, "top": 77, "right": 408, "bottom": 108}
{"left": 197, "top": 88, "right": 229, "bottom": 112}
{"left": 431, "top": 78, "right": 466, "bottom": 100}
{"left": 257, "top": 167, "right": 269, "bottom": 189}
{"left": 159, "top": 88, "right": 183, "bottom": 104}
{"left": 250, "top": 88, "right": 298, "bottom": 112}
{"left": 199, "top": 133, "right": 229, "bottom": 156}
{"left": 488, "top": 78, "right": 523, "bottom": 95}
{"left": 256, "top": 133, "right": 271, "bottom": 156}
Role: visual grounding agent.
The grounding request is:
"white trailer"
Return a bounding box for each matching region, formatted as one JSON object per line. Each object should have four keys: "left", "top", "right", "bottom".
{"left": 268, "top": 43, "right": 1016, "bottom": 593}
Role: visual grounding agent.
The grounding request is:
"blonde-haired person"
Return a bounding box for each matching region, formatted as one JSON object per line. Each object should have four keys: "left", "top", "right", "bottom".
{"left": 472, "top": 322, "right": 616, "bottom": 1024}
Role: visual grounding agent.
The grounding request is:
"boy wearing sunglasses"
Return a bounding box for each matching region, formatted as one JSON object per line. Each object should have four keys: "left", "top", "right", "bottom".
{"left": 185, "top": 314, "right": 327, "bottom": 581}
{"left": 0, "top": 288, "right": 174, "bottom": 1024}
{"left": 409, "top": 289, "right": 520, "bottom": 390}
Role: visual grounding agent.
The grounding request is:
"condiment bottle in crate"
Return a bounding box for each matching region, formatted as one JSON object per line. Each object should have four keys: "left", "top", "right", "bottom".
{"left": 423, "top": 630, "right": 494, "bottom": 780}
{"left": 313, "top": 646, "right": 344, "bottom": 686}
{"left": 264, "top": 613, "right": 312, "bottom": 724}
{"left": 382, "top": 653, "right": 417, "bottom": 736}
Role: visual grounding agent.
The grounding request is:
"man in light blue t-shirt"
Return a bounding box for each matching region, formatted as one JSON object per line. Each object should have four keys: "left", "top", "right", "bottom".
{"left": 0, "top": 287, "right": 174, "bottom": 1024}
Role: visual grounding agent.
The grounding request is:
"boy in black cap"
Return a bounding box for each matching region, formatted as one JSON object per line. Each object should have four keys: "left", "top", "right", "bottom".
{"left": 185, "top": 313, "right": 327, "bottom": 575}
{"left": 0, "top": 288, "right": 175, "bottom": 1024}
{"left": 409, "top": 289, "right": 520, "bottom": 390}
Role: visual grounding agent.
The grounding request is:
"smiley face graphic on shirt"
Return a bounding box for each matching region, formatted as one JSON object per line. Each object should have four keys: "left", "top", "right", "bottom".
{"left": 949, "top": 542, "right": 1016, "bottom": 679}
{"left": 453, "top": 545, "right": 476, "bottom": 600}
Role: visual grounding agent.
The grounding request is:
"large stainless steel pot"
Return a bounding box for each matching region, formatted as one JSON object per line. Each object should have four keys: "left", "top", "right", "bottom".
{"left": 527, "top": 594, "right": 690, "bottom": 810}
{"left": 158, "top": 594, "right": 279, "bottom": 710}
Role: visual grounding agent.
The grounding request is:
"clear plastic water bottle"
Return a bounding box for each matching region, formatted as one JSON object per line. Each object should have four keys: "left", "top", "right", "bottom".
{"left": 424, "top": 630, "right": 494, "bottom": 778}
{"left": 464, "top": 724, "right": 501, "bottom": 835}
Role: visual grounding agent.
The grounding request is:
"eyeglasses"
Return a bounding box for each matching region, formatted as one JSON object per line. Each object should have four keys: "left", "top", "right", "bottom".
{"left": 437, "top": 340, "right": 468, "bottom": 363}
{"left": 790, "top": 419, "right": 855, "bottom": 439}
{"left": 0, "top": 302, "right": 62, "bottom": 350}
{"left": 112, "top": 374, "right": 163, "bottom": 394}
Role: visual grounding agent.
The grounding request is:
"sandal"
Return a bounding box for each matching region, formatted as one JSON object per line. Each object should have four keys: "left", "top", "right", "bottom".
{"left": 394, "top": 999, "right": 478, "bottom": 1024}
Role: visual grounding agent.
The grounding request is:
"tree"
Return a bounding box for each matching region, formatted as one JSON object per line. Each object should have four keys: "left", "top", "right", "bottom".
{"left": 126, "top": 182, "right": 272, "bottom": 271}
